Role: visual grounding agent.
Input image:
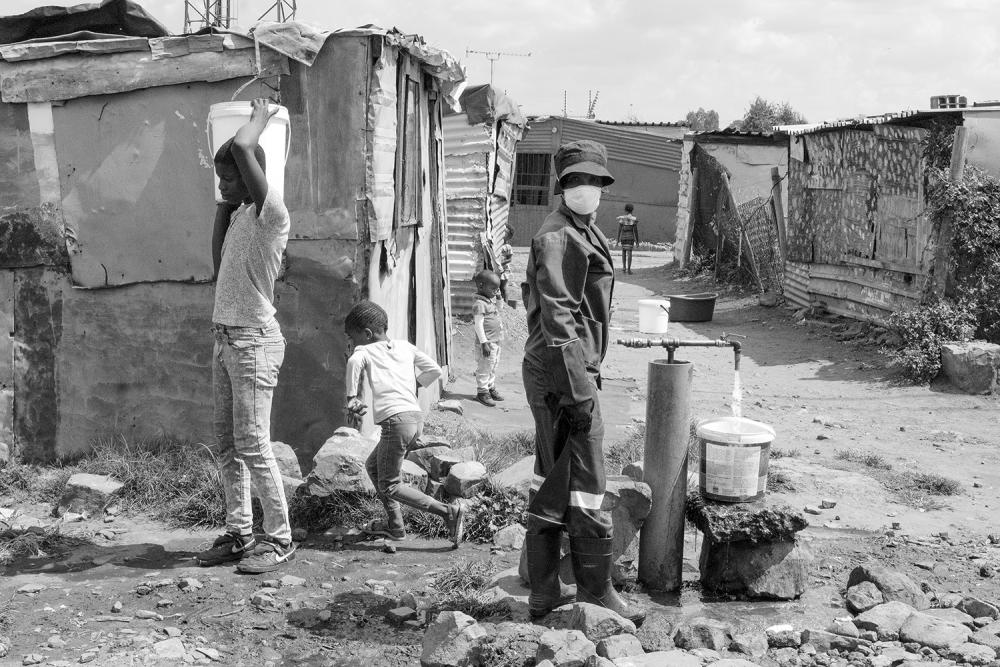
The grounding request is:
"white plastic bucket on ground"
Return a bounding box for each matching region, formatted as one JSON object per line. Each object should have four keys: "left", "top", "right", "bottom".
{"left": 638, "top": 299, "right": 670, "bottom": 334}
{"left": 207, "top": 102, "right": 290, "bottom": 202}
{"left": 697, "top": 416, "right": 775, "bottom": 502}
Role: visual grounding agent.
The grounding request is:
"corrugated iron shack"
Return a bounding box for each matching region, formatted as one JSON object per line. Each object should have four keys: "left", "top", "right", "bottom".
{"left": 508, "top": 116, "right": 683, "bottom": 246}
{"left": 442, "top": 84, "right": 524, "bottom": 315}
{"left": 784, "top": 108, "right": 1000, "bottom": 321}
{"left": 673, "top": 129, "right": 790, "bottom": 290}
{"left": 0, "top": 3, "right": 463, "bottom": 462}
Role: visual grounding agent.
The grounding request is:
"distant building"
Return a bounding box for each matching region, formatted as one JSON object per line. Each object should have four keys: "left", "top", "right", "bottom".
{"left": 509, "top": 117, "right": 683, "bottom": 245}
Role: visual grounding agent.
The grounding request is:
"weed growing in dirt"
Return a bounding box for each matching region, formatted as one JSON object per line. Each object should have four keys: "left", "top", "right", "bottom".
{"left": 835, "top": 449, "right": 893, "bottom": 470}
{"left": 0, "top": 524, "right": 92, "bottom": 566}
{"left": 427, "top": 558, "right": 509, "bottom": 621}
{"left": 425, "top": 420, "right": 533, "bottom": 475}
{"left": 0, "top": 462, "right": 74, "bottom": 505}
{"left": 905, "top": 472, "right": 962, "bottom": 496}
{"left": 769, "top": 448, "right": 801, "bottom": 459}
{"left": 885, "top": 300, "right": 975, "bottom": 384}
{"left": 289, "top": 491, "right": 381, "bottom": 533}
{"left": 78, "top": 435, "right": 225, "bottom": 528}
{"left": 405, "top": 482, "right": 527, "bottom": 543}
{"left": 766, "top": 470, "right": 795, "bottom": 493}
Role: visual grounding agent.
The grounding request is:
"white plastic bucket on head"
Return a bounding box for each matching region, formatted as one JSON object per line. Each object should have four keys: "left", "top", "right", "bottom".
{"left": 207, "top": 101, "right": 290, "bottom": 202}
{"left": 638, "top": 299, "right": 670, "bottom": 334}
{"left": 697, "top": 416, "right": 775, "bottom": 502}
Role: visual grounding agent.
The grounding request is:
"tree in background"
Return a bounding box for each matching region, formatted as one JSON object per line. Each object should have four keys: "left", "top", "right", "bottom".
{"left": 684, "top": 107, "right": 720, "bottom": 132}
{"left": 735, "top": 96, "right": 808, "bottom": 132}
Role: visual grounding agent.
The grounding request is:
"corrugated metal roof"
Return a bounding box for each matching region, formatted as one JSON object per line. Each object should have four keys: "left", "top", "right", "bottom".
{"left": 520, "top": 117, "right": 682, "bottom": 171}
{"left": 787, "top": 108, "right": 968, "bottom": 136}
{"left": 596, "top": 120, "right": 689, "bottom": 128}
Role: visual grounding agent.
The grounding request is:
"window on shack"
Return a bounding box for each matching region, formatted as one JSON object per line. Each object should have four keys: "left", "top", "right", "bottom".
{"left": 513, "top": 152, "right": 550, "bottom": 206}
{"left": 399, "top": 77, "right": 422, "bottom": 226}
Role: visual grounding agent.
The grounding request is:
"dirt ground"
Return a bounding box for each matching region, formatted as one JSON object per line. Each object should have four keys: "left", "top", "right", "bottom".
{"left": 2, "top": 249, "right": 999, "bottom": 665}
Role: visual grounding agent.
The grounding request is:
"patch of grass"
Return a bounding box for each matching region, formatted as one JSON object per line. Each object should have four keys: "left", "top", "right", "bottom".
{"left": 0, "top": 524, "right": 92, "bottom": 566}
{"left": 835, "top": 449, "right": 893, "bottom": 471}
{"left": 78, "top": 435, "right": 226, "bottom": 528}
{"left": 405, "top": 482, "right": 527, "bottom": 544}
{"left": 0, "top": 462, "right": 75, "bottom": 505}
{"left": 604, "top": 424, "right": 645, "bottom": 475}
{"left": 766, "top": 470, "right": 795, "bottom": 493}
{"left": 430, "top": 559, "right": 500, "bottom": 595}
{"left": 904, "top": 472, "right": 962, "bottom": 496}
{"left": 769, "top": 448, "right": 801, "bottom": 459}
{"left": 425, "top": 420, "right": 534, "bottom": 476}
{"left": 289, "top": 490, "right": 381, "bottom": 533}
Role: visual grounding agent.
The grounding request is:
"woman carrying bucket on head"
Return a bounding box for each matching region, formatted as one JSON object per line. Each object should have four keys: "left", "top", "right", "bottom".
{"left": 520, "top": 139, "right": 646, "bottom": 625}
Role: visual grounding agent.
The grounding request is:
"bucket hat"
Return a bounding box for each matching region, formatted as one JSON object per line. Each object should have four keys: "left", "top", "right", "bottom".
{"left": 553, "top": 139, "right": 614, "bottom": 186}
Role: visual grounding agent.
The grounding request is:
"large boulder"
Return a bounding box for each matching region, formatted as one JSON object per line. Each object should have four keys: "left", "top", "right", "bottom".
{"left": 614, "top": 652, "right": 700, "bottom": 667}
{"left": 947, "top": 642, "right": 997, "bottom": 665}
{"left": 940, "top": 341, "right": 1000, "bottom": 394}
{"left": 687, "top": 493, "right": 808, "bottom": 544}
{"left": 406, "top": 445, "right": 453, "bottom": 475}
{"left": 491, "top": 455, "right": 535, "bottom": 499}
{"left": 420, "top": 610, "right": 487, "bottom": 667}
{"left": 700, "top": 539, "right": 813, "bottom": 600}
{"left": 799, "top": 629, "right": 871, "bottom": 653}
{"left": 899, "top": 611, "right": 971, "bottom": 650}
{"left": 854, "top": 601, "right": 917, "bottom": 640}
{"left": 604, "top": 476, "right": 652, "bottom": 585}
{"left": 634, "top": 613, "right": 676, "bottom": 653}
{"left": 595, "top": 634, "right": 644, "bottom": 661}
{"left": 958, "top": 597, "right": 1000, "bottom": 620}
{"left": 847, "top": 564, "right": 929, "bottom": 610}
{"left": 56, "top": 473, "right": 123, "bottom": 517}
{"left": 305, "top": 428, "right": 377, "bottom": 496}
{"left": 270, "top": 441, "right": 302, "bottom": 479}
{"left": 401, "top": 460, "right": 428, "bottom": 493}
{"left": 845, "top": 580, "right": 885, "bottom": 614}
{"left": 430, "top": 448, "right": 476, "bottom": 481}
{"left": 444, "top": 461, "right": 488, "bottom": 498}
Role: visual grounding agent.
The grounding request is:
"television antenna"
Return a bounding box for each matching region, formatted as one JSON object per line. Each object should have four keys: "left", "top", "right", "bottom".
{"left": 465, "top": 48, "right": 531, "bottom": 87}
{"left": 257, "top": 0, "right": 296, "bottom": 22}
{"left": 562, "top": 90, "right": 601, "bottom": 119}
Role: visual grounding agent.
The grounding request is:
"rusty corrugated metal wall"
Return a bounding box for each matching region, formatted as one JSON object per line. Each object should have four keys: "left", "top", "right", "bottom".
{"left": 443, "top": 114, "right": 522, "bottom": 315}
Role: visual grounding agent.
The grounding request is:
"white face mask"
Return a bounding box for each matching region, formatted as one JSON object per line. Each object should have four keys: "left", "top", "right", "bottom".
{"left": 563, "top": 185, "right": 602, "bottom": 215}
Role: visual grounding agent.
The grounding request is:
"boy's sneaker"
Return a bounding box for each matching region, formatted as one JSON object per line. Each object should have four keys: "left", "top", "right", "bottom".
{"left": 195, "top": 531, "right": 255, "bottom": 566}
{"left": 476, "top": 391, "right": 496, "bottom": 407}
{"left": 236, "top": 540, "right": 297, "bottom": 574}
{"left": 362, "top": 519, "right": 406, "bottom": 541}
{"left": 488, "top": 387, "right": 504, "bottom": 402}
{"left": 446, "top": 502, "right": 466, "bottom": 548}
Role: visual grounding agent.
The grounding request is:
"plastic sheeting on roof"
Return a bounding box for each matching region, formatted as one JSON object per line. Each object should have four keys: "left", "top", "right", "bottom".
{"left": 331, "top": 25, "right": 466, "bottom": 110}
{"left": 447, "top": 84, "right": 526, "bottom": 128}
{"left": 0, "top": 0, "right": 168, "bottom": 45}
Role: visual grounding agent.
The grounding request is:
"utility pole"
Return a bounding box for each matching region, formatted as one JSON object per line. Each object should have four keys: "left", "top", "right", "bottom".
{"left": 465, "top": 48, "right": 531, "bottom": 87}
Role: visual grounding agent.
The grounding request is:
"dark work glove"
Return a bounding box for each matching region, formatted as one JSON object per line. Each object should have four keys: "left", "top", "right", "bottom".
{"left": 561, "top": 399, "right": 594, "bottom": 434}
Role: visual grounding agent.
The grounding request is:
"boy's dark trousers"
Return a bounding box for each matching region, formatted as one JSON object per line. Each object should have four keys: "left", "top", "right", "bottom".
{"left": 366, "top": 412, "right": 451, "bottom": 531}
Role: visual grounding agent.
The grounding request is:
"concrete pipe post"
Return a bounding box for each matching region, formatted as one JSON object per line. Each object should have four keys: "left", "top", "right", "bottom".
{"left": 638, "top": 358, "right": 693, "bottom": 591}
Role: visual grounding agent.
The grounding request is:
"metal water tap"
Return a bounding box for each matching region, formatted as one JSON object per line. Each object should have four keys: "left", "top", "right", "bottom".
{"left": 617, "top": 333, "right": 744, "bottom": 370}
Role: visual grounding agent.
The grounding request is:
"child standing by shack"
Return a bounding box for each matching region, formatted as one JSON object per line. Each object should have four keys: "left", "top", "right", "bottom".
{"left": 616, "top": 203, "right": 639, "bottom": 274}
{"left": 344, "top": 301, "right": 466, "bottom": 547}
{"left": 197, "top": 98, "right": 296, "bottom": 574}
{"left": 472, "top": 269, "right": 505, "bottom": 407}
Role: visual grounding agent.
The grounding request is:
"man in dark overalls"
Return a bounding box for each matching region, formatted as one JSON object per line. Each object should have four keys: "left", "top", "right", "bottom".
{"left": 521, "top": 140, "right": 645, "bottom": 625}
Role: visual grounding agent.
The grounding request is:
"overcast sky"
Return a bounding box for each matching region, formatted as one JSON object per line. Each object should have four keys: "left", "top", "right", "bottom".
{"left": 8, "top": 0, "right": 1000, "bottom": 125}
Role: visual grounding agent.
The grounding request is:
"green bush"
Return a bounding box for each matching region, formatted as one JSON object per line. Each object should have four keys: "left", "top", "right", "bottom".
{"left": 885, "top": 300, "right": 974, "bottom": 383}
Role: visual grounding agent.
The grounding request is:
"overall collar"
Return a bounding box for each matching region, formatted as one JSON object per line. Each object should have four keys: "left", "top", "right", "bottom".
{"left": 558, "top": 202, "right": 596, "bottom": 229}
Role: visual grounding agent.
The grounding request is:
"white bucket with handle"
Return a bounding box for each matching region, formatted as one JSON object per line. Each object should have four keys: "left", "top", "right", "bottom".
{"left": 638, "top": 298, "right": 670, "bottom": 334}
{"left": 207, "top": 101, "right": 290, "bottom": 202}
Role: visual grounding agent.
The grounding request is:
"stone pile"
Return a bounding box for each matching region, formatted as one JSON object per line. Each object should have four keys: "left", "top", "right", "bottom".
{"left": 303, "top": 427, "right": 489, "bottom": 501}
{"left": 687, "top": 491, "right": 813, "bottom": 600}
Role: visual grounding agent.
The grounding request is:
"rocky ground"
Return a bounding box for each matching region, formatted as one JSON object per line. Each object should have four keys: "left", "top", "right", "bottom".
{"left": 1, "top": 249, "right": 999, "bottom": 666}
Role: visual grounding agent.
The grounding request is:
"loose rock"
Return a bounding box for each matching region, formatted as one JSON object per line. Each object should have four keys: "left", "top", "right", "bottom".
{"left": 535, "top": 629, "right": 596, "bottom": 666}
{"left": 305, "top": 428, "right": 377, "bottom": 495}
{"left": 854, "top": 601, "right": 917, "bottom": 640}
{"left": 152, "top": 637, "right": 187, "bottom": 660}
{"left": 595, "top": 633, "right": 644, "bottom": 660}
{"left": 672, "top": 617, "right": 734, "bottom": 651}
{"left": 569, "top": 602, "right": 636, "bottom": 642}
{"left": 847, "top": 564, "right": 929, "bottom": 610}
{"left": 765, "top": 624, "right": 801, "bottom": 648}
{"left": 444, "top": 461, "right": 488, "bottom": 498}
{"left": 270, "top": 441, "right": 302, "bottom": 479}
{"left": 958, "top": 597, "right": 1000, "bottom": 620}
{"left": 898, "top": 611, "right": 971, "bottom": 649}
{"left": 493, "top": 524, "right": 526, "bottom": 551}
{"left": 613, "top": 650, "right": 700, "bottom": 667}
{"left": 421, "top": 611, "right": 487, "bottom": 667}
{"left": 56, "top": 473, "right": 124, "bottom": 517}
{"left": 946, "top": 641, "right": 997, "bottom": 665}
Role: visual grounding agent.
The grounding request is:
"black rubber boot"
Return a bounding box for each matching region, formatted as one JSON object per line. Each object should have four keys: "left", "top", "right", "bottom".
{"left": 570, "top": 536, "right": 646, "bottom": 626}
{"left": 526, "top": 532, "right": 576, "bottom": 618}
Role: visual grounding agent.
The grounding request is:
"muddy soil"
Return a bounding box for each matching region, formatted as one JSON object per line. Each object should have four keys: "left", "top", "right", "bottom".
{"left": 2, "top": 249, "right": 999, "bottom": 665}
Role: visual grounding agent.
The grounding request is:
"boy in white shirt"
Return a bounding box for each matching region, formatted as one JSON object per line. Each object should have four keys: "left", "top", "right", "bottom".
{"left": 344, "top": 301, "right": 466, "bottom": 546}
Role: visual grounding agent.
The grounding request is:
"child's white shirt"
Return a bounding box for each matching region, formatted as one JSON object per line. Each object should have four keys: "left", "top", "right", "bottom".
{"left": 345, "top": 340, "right": 441, "bottom": 423}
